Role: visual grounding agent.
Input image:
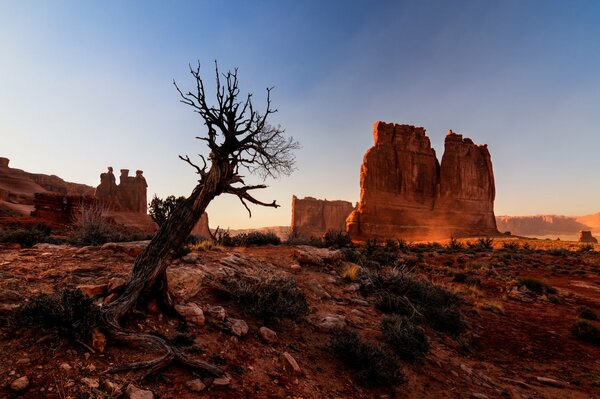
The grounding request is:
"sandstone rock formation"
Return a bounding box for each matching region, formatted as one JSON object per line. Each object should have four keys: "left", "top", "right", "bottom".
{"left": 191, "top": 212, "right": 211, "bottom": 239}
{"left": 578, "top": 230, "right": 598, "bottom": 243}
{"left": 95, "top": 167, "right": 148, "bottom": 213}
{"left": 495, "top": 215, "right": 590, "bottom": 236}
{"left": 346, "top": 122, "right": 498, "bottom": 241}
{"left": 291, "top": 196, "right": 354, "bottom": 237}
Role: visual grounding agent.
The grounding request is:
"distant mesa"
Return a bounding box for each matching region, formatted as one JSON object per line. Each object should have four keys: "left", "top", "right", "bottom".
{"left": 291, "top": 196, "right": 354, "bottom": 238}
{"left": 346, "top": 122, "right": 497, "bottom": 241}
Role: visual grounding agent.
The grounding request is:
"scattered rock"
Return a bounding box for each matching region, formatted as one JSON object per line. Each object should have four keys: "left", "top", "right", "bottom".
{"left": 104, "top": 292, "right": 119, "bottom": 304}
{"left": 101, "top": 241, "right": 149, "bottom": 257}
{"left": 167, "top": 266, "right": 205, "bottom": 301}
{"left": 107, "top": 277, "right": 127, "bottom": 293}
{"left": 315, "top": 314, "right": 347, "bottom": 331}
{"left": 81, "top": 377, "right": 99, "bottom": 389}
{"left": 175, "top": 302, "right": 205, "bottom": 326}
{"left": 181, "top": 253, "right": 199, "bottom": 263}
{"left": 227, "top": 317, "right": 249, "bottom": 337}
{"left": 213, "top": 376, "right": 231, "bottom": 387}
{"left": 124, "top": 384, "right": 154, "bottom": 399}
{"left": 60, "top": 362, "right": 72, "bottom": 371}
{"left": 77, "top": 284, "right": 108, "bottom": 297}
{"left": 91, "top": 328, "right": 107, "bottom": 353}
{"left": 281, "top": 352, "right": 301, "bottom": 374}
{"left": 535, "top": 376, "right": 568, "bottom": 388}
{"left": 207, "top": 305, "right": 227, "bottom": 321}
{"left": 290, "top": 263, "right": 302, "bottom": 272}
{"left": 10, "top": 376, "right": 29, "bottom": 392}
{"left": 185, "top": 378, "right": 206, "bottom": 392}
{"left": 292, "top": 246, "right": 343, "bottom": 266}
{"left": 103, "top": 380, "right": 122, "bottom": 396}
{"left": 16, "top": 357, "right": 31, "bottom": 365}
{"left": 306, "top": 280, "right": 331, "bottom": 299}
{"left": 259, "top": 326, "right": 278, "bottom": 344}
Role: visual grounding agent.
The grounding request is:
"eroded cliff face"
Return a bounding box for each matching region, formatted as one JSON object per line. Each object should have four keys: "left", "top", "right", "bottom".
{"left": 347, "top": 122, "right": 498, "bottom": 241}
{"left": 291, "top": 196, "right": 354, "bottom": 238}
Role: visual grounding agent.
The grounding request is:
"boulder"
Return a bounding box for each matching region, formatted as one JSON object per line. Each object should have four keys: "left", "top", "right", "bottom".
{"left": 10, "top": 376, "right": 29, "bottom": 392}
{"left": 124, "top": 384, "right": 154, "bottom": 399}
{"left": 175, "top": 303, "right": 205, "bottom": 326}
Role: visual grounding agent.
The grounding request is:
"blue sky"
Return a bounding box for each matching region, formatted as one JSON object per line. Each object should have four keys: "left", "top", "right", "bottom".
{"left": 2, "top": 1, "right": 600, "bottom": 228}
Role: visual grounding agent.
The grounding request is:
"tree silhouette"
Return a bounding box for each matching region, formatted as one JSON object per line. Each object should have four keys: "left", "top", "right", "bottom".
{"left": 100, "top": 61, "right": 298, "bottom": 377}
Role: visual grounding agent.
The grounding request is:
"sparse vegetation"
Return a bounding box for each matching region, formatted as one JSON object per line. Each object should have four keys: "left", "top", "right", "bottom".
{"left": 215, "top": 230, "right": 281, "bottom": 247}
{"left": 571, "top": 320, "right": 600, "bottom": 346}
{"left": 322, "top": 229, "right": 352, "bottom": 248}
{"left": 148, "top": 195, "right": 186, "bottom": 226}
{"left": 577, "top": 306, "right": 598, "bottom": 321}
{"left": 380, "top": 314, "right": 429, "bottom": 360}
{"left": 517, "top": 277, "right": 557, "bottom": 295}
{"left": 0, "top": 224, "right": 53, "bottom": 247}
{"left": 329, "top": 328, "right": 403, "bottom": 387}
{"left": 13, "top": 289, "right": 100, "bottom": 342}
{"left": 223, "top": 274, "right": 308, "bottom": 321}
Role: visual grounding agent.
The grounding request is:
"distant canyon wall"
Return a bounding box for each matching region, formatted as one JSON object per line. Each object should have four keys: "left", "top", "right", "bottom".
{"left": 291, "top": 196, "right": 354, "bottom": 238}
{"left": 346, "top": 122, "right": 498, "bottom": 241}
{"left": 496, "top": 214, "right": 600, "bottom": 237}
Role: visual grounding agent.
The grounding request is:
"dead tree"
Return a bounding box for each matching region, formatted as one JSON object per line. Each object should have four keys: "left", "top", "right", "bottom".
{"left": 100, "top": 61, "right": 298, "bottom": 377}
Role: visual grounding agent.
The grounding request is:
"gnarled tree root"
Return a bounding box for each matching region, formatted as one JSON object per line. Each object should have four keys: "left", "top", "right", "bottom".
{"left": 100, "top": 310, "right": 223, "bottom": 380}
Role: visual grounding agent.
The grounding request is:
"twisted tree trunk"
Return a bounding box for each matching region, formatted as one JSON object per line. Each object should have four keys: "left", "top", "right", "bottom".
{"left": 100, "top": 163, "right": 228, "bottom": 378}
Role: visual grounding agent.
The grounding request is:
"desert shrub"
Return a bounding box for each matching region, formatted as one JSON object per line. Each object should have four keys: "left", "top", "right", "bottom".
{"left": 380, "top": 315, "right": 429, "bottom": 360}
{"left": 341, "top": 263, "right": 362, "bottom": 281}
{"left": 215, "top": 230, "right": 280, "bottom": 247}
{"left": 148, "top": 195, "right": 186, "bottom": 226}
{"left": 13, "top": 289, "right": 100, "bottom": 342}
{"left": 577, "top": 306, "right": 599, "bottom": 321}
{"left": 502, "top": 241, "right": 520, "bottom": 251}
{"left": 579, "top": 244, "right": 594, "bottom": 253}
{"left": 223, "top": 274, "right": 308, "bottom": 321}
{"left": 329, "top": 328, "right": 403, "bottom": 387}
{"left": 517, "top": 277, "right": 557, "bottom": 295}
{"left": 547, "top": 248, "right": 569, "bottom": 257}
{"left": 0, "top": 224, "right": 53, "bottom": 247}
{"left": 452, "top": 272, "right": 469, "bottom": 283}
{"left": 476, "top": 238, "right": 494, "bottom": 250}
{"left": 322, "top": 230, "right": 352, "bottom": 248}
{"left": 69, "top": 203, "right": 121, "bottom": 245}
{"left": 362, "top": 268, "right": 464, "bottom": 335}
{"left": 571, "top": 320, "right": 600, "bottom": 346}
{"left": 446, "top": 237, "right": 464, "bottom": 251}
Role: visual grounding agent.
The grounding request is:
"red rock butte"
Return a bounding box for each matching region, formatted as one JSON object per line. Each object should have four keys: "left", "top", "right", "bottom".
{"left": 291, "top": 196, "right": 354, "bottom": 238}
{"left": 346, "top": 121, "right": 498, "bottom": 241}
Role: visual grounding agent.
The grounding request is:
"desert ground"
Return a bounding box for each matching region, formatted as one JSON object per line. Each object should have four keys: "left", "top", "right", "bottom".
{"left": 1, "top": 235, "right": 599, "bottom": 399}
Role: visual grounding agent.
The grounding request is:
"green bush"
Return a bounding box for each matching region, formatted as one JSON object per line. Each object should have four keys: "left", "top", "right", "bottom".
{"left": 330, "top": 328, "right": 403, "bottom": 387}
{"left": 223, "top": 274, "right": 308, "bottom": 321}
{"left": 571, "top": 320, "right": 600, "bottom": 346}
{"left": 215, "top": 230, "right": 281, "bottom": 247}
{"left": 577, "top": 306, "right": 598, "bottom": 321}
{"left": 380, "top": 315, "right": 429, "bottom": 360}
{"left": 13, "top": 289, "right": 100, "bottom": 342}
{"left": 0, "top": 224, "right": 53, "bottom": 247}
{"left": 517, "top": 277, "right": 557, "bottom": 295}
{"left": 148, "top": 195, "right": 186, "bottom": 226}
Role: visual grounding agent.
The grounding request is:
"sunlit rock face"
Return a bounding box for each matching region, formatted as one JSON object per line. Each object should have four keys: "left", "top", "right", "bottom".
{"left": 291, "top": 196, "right": 354, "bottom": 238}
{"left": 346, "top": 122, "right": 498, "bottom": 241}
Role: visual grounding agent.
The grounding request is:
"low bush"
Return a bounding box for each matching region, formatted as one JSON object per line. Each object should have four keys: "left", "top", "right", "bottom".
{"left": 13, "top": 289, "right": 100, "bottom": 342}
{"left": 0, "top": 224, "right": 54, "bottom": 247}
{"left": 380, "top": 315, "right": 429, "bottom": 360}
{"left": 446, "top": 237, "right": 464, "bottom": 251}
{"left": 502, "top": 241, "right": 520, "bottom": 250}
{"left": 215, "top": 230, "right": 281, "bottom": 247}
{"left": 322, "top": 230, "right": 352, "bottom": 248}
{"left": 330, "top": 328, "right": 403, "bottom": 387}
{"left": 223, "top": 274, "right": 308, "bottom": 321}
{"left": 517, "top": 277, "right": 557, "bottom": 295}
{"left": 577, "top": 306, "right": 599, "bottom": 321}
{"left": 571, "top": 320, "right": 600, "bottom": 346}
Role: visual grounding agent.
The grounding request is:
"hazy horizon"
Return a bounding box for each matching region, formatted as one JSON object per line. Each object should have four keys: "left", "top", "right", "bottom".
{"left": 2, "top": 1, "right": 600, "bottom": 229}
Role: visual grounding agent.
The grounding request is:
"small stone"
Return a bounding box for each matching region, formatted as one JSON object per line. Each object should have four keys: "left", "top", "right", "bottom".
{"left": 213, "top": 376, "right": 231, "bottom": 387}
{"left": 16, "top": 357, "right": 31, "bottom": 365}
{"left": 107, "top": 277, "right": 126, "bottom": 293}
{"left": 182, "top": 253, "right": 199, "bottom": 264}
{"left": 175, "top": 303, "right": 205, "bottom": 326}
{"left": 290, "top": 263, "right": 301, "bottom": 272}
{"left": 82, "top": 377, "right": 100, "bottom": 389}
{"left": 60, "top": 362, "right": 72, "bottom": 371}
{"left": 259, "top": 326, "right": 278, "bottom": 344}
{"left": 10, "top": 376, "right": 29, "bottom": 392}
{"left": 228, "top": 318, "right": 248, "bottom": 337}
{"left": 536, "top": 376, "right": 568, "bottom": 387}
{"left": 84, "top": 352, "right": 90, "bottom": 360}
{"left": 281, "top": 352, "right": 301, "bottom": 374}
{"left": 104, "top": 293, "right": 119, "bottom": 304}
{"left": 124, "top": 384, "right": 154, "bottom": 399}
{"left": 103, "top": 380, "right": 122, "bottom": 396}
{"left": 316, "top": 315, "right": 346, "bottom": 332}
{"left": 92, "top": 328, "right": 107, "bottom": 353}
{"left": 77, "top": 284, "right": 108, "bottom": 297}
{"left": 207, "top": 305, "right": 227, "bottom": 321}
{"left": 185, "top": 378, "right": 206, "bottom": 392}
